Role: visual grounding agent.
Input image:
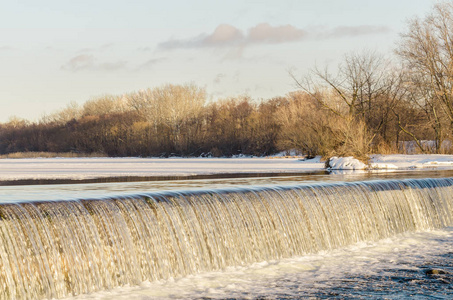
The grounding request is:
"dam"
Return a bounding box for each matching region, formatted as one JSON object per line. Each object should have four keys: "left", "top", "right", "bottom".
{"left": 0, "top": 177, "right": 452, "bottom": 299}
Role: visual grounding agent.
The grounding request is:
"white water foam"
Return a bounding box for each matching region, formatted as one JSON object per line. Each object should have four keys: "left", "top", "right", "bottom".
{"left": 71, "top": 228, "right": 453, "bottom": 299}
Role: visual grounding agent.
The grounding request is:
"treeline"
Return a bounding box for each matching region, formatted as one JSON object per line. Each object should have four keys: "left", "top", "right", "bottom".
{"left": 2, "top": 3, "right": 453, "bottom": 159}
{"left": 0, "top": 87, "right": 275, "bottom": 157}
{"left": 0, "top": 82, "right": 439, "bottom": 159}
{"left": 0, "top": 86, "right": 283, "bottom": 157}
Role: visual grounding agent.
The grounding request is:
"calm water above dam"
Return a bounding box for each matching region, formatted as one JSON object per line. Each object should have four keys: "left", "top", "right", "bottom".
{"left": 0, "top": 170, "right": 452, "bottom": 299}
{"left": 2, "top": 168, "right": 453, "bottom": 203}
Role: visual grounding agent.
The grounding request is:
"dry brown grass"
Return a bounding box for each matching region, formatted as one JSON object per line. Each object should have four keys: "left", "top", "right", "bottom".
{"left": 372, "top": 139, "right": 399, "bottom": 155}
{"left": 0, "top": 152, "right": 107, "bottom": 159}
{"left": 275, "top": 93, "right": 373, "bottom": 163}
{"left": 320, "top": 117, "right": 372, "bottom": 164}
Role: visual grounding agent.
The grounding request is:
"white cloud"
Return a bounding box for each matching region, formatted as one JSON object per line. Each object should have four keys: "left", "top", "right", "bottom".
{"left": 205, "top": 24, "right": 244, "bottom": 46}
{"left": 61, "top": 54, "right": 94, "bottom": 71}
{"left": 159, "top": 24, "right": 243, "bottom": 49}
{"left": 61, "top": 54, "right": 127, "bottom": 72}
{"left": 320, "top": 25, "right": 391, "bottom": 38}
{"left": 248, "top": 23, "right": 306, "bottom": 43}
{"left": 137, "top": 57, "right": 167, "bottom": 70}
{"left": 158, "top": 23, "right": 389, "bottom": 51}
{"left": 159, "top": 23, "right": 305, "bottom": 50}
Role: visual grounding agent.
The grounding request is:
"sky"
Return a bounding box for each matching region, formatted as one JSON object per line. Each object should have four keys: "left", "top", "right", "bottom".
{"left": 0, "top": 0, "right": 435, "bottom": 122}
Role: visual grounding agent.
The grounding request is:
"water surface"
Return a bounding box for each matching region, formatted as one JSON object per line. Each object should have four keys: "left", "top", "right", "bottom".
{"left": 2, "top": 169, "right": 453, "bottom": 203}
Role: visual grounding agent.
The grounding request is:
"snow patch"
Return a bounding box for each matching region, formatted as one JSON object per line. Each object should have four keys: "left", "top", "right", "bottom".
{"left": 327, "top": 157, "right": 367, "bottom": 170}
{"left": 270, "top": 150, "right": 303, "bottom": 157}
{"left": 421, "top": 160, "right": 453, "bottom": 166}
{"left": 369, "top": 163, "right": 398, "bottom": 170}
{"left": 299, "top": 156, "right": 322, "bottom": 163}
{"left": 409, "top": 161, "right": 453, "bottom": 168}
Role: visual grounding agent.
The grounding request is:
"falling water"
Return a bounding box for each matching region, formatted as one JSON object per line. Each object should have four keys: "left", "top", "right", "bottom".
{"left": 0, "top": 178, "right": 452, "bottom": 299}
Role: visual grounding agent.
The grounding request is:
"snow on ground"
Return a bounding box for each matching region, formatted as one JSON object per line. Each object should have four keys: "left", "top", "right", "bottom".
{"left": 0, "top": 157, "right": 324, "bottom": 181}
{"left": 1, "top": 154, "right": 453, "bottom": 181}
{"left": 369, "top": 154, "right": 453, "bottom": 169}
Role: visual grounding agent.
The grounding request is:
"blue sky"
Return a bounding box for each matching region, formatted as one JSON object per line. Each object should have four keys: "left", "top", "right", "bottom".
{"left": 0, "top": 0, "right": 434, "bottom": 122}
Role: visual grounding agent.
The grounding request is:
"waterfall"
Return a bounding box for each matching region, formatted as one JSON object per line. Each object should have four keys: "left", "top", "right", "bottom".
{"left": 0, "top": 177, "right": 452, "bottom": 299}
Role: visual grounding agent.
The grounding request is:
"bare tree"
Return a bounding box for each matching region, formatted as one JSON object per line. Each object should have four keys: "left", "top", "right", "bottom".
{"left": 398, "top": 2, "right": 453, "bottom": 143}
{"left": 126, "top": 83, "right": 207, "bottom": 153}
{"left": 82, "top": 95, "right": 127, "bottom": 117}
{"left": 43, "top": 101, "right": 82, "bottom": 125}
{"left": 289, "top": 51, "right": 403, "bottom": 157}
{"left": 291, "top": 51, "right": 389, "bottom": 120}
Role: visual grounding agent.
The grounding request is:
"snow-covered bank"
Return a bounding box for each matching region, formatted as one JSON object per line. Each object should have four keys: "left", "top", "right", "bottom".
{"left": 1, "top": 154, "right": 453, "bottom": 181}
{"left": 0, "top": 157, "right": 324, "bottom": 181}
{"left": 326, "top": 154, "right": 453, "bottom": 171}
{"left": 369, "top": 154, "right": 453, "bottom": 169}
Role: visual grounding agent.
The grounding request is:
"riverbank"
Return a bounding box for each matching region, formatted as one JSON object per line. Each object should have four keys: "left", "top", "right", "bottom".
{"left": 1, "top": 154, "right": 453, "bottom": 181}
